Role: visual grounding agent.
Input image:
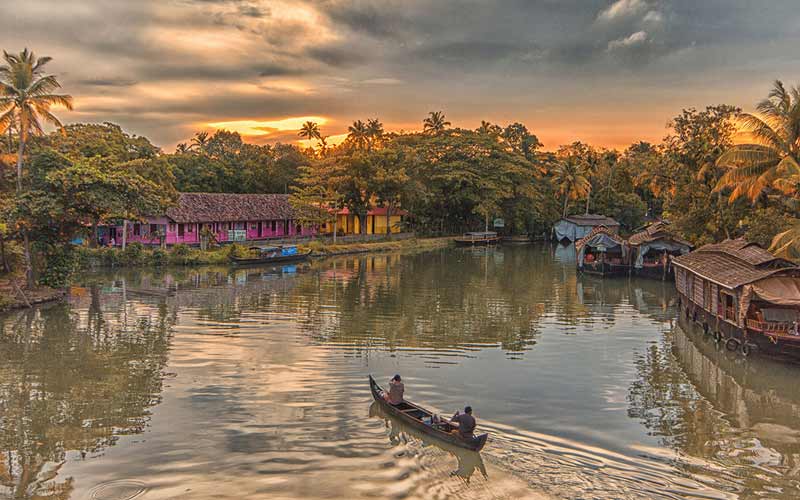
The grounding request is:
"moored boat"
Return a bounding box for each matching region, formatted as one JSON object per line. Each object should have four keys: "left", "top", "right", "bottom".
{"left": 575, "top": 226, "right": 630, "bottom": 277}
{"left": 454, "top": 231, "right": 500, "bottom": 246}
{"left": 231, "top": 245, "right": 312, "bottom": 265}
{"left": 502, "top": 234, "right": 533, "bottom": 244}
{"left": 628, "top": 221, "right": 693, "bottom": 281}
{"left": 368, "top": 375, "right": 489, "bottom": 452}
{"left": 672, "top": 239, "right": 800, "bottom": 359}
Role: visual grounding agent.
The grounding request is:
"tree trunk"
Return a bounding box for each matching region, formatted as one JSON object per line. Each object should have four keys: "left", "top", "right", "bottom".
{"left": 91, "top": 219, "right": 99, "bottom": 248}
{"left": 484, "top": 212, "right": 489, "bottom": 232}
{"left": 15, "top": 137, "right": 35, "bottom": 287}
{"left": 122, "top": 220, "right": 128, "bottom": 250}
{"left": 563, "top": 196, "right": 569, "bottom": 217}
{"left": 359, "top": 213, "right": 367, "bottom": 235}
{"left": 585, "top": 187, "right": 591, "bottom": 214}
{"left": 386, "top": 206, "right": 392, "bottom": 238}
{"left": 0, "top": 236, "right": 9, "bottom": 273}
{"left": 333, "top": 217, "right": 337, "bottom": 244}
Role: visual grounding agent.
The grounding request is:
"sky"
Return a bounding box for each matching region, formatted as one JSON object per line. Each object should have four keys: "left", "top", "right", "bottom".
{"left": 2, "top": 0, "right": 800, "bottom": 152}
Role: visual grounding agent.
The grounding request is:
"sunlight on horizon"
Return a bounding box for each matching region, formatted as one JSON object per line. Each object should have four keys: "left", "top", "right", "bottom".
{"left": 207, "top": 116, "right": 329, "bottom": 137}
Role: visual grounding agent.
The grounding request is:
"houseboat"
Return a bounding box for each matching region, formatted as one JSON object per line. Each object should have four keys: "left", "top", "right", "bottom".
{"left": 575, "top": 226, "right": 629, "bottom": 277}
{"left": 454, "top": 231, "right": 500, "bottom": 246}
{"left": 553, "top": 214, "right": 620, "bottom": 243}
{"left": 672, "top": 239, "right": 800, "bottom": 358}
{"left": 628, "top": 221, "right": 693, "bottom": 280}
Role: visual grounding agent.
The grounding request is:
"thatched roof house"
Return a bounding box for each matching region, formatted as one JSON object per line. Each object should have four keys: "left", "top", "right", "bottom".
{"left": 554, "top": 214, "right": 620, "bottom": 242}
{"left": 628, "top": 221, "right": 693, "bottom": 269}
{"left": 165, "top": 193, "right": 296, "bottom": 223}
{"left": 575, "top": 225, "right": 627, "bottom": 268}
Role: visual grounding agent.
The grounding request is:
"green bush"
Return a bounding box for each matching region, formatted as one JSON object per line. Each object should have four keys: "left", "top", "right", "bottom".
{"left": 742, "top": 207, "right": 793, "bottom": 248}
{"left": 151, "top": 248, "right": 168, "bottom": 266}
{"left": 119, "top": 242, "right": 145, "bottom": 266}
{"left": 38, "top": 245, "right": 79, "bottom": 288}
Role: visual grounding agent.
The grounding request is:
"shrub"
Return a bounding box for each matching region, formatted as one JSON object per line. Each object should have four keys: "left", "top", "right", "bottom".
{"left": 38, "top": 245, "right": 79, "bottom": 288}
{"left": 151, "top": 248, "right": 168, "bottom": 266}
{"left": 119, "top": 242, "right": 145, "bottom": 266}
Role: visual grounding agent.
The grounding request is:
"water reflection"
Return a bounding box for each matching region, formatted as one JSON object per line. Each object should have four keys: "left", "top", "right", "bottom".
{"left": 628, "top": 317, "right": 800, "bottom": 497}
{"left": 3, "top": 245, "right": 800, "bottom": 499}
{"left": 0, "top": 299, "right": 172, "bottom": 499}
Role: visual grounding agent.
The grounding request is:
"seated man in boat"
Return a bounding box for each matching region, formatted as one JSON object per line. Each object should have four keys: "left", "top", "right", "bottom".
{"left": 382, "top": 374, "right": 404, "bottom": 405}
{"left": 450, "top": 406, "right": 476, "bottom": 440}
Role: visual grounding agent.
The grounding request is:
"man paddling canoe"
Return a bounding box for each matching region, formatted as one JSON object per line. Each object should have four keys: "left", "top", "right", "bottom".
{"left": 382, "top": 374, "right": 405, "bottom": 405}
{"left": 450, "top": 406, "right": 476, "bottom": 439}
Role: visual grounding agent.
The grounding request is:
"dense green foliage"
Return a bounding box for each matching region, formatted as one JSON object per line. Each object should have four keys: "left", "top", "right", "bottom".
{"left": 3, "top": 52, "right": 800, "bottom": 290}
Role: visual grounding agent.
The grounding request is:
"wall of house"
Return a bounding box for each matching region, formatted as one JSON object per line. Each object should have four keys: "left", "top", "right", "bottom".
{"left": 111, "top": 218, "right": 315, "bottom": 246}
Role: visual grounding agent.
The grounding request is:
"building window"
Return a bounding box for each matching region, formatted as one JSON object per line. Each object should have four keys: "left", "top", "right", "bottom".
{"left": 150, "top": 223, "right": 158, "bottom": 234}
{"left": 169, "top": 224, "right": 175, "bottom": 233}
{"left": 133, "top": 223, "right": 141, "bottom": 236}
{"left": 271, "top": 220, "right": 277, "bottom": 232}
{"left": 251, "top": 223, "right": 258, "bottom": 230}
{"left": 178, "top": 224, "right": 185, "bottom": 237}
{"left": 283, "top": 220, "right": 289, "bottom": 233}
{"left": 296, "top": 224, "right": 302, "bottom": 234}
{"left": 187, "top": 224, "right": 193, "bottom": 233}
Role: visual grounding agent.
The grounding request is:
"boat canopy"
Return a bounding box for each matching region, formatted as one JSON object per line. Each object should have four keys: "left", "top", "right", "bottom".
{"left": 749, "top": 277, "right": 800, "bottom": 306}
{"left": 576, "top": 227, "right": 626, "bottom": 267}
{"left": 634, "top": 240, "right": 691, "bottom": 268}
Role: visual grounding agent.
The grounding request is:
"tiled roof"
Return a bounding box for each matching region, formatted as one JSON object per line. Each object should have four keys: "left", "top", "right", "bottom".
{"left": 628, "top": 221, "right": 692, "bottom": 247}
{"left": 165, "top": 193, "right": 296, "bottom": 223}
{"left": 561, "top": 214, "right": 620, "bottom": 227}
{"left": 672, "top": 238, "right": 799, "bottom": 289}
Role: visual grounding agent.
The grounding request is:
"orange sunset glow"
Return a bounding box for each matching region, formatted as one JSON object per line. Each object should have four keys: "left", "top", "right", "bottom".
{"left": 3, "top": 0, "right": 799, "bottom": 151}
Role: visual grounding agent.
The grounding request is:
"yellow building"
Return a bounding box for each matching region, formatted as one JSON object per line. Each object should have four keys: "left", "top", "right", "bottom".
{"left": 322, "top": 207, "right": 406, "bottom": 235}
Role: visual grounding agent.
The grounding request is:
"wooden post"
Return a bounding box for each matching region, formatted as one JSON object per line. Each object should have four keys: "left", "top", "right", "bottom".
{"left": 333, "top": 216, "right": 338, "bottom": 244}
{"left": 121, "top": 220, "right": 128, "bottom": 250}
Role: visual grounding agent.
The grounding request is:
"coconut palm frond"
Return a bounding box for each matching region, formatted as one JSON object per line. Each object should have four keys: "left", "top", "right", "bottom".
{"left": 738, "top": 113, "right": 790, "bottom": 154}
{"left": 770, "top": 223, "right": 800, "bottom": 260}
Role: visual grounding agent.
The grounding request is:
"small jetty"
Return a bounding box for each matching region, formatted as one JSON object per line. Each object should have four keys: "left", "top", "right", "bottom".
{"left": 575, "top": 226, "right": 628, "bottom": 277}
{"left": 628, "top": 221, "right": 693, "bottom": 280}
{"left": 454, "top": 231, "right": 500, "bottom": 246}
{"left": 672, "top": 239, "right": 800, "bottom": 358}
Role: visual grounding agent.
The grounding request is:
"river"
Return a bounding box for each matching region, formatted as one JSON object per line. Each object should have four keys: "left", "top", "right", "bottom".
{"left": 1, "top": 244, "right": 798, "bottom": 499}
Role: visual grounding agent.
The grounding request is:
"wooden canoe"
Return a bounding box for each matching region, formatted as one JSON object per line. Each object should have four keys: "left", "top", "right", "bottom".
{"left": 368, "top": 375, "right": 488, "bottom": 452}
{"left": 231, "top": 249, "right": 312, "bottom": 266}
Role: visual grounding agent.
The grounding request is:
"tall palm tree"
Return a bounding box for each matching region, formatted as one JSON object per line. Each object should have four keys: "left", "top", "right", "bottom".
{"left": 715, "top": 80, "right": 800, "bottom": 257}
{"left": 0, "top": 49, "right": 72, "bottom": 191}
{"left": 552, "top": 160, "right": 591, "bottom": 217}
{"left": 0, "top": 48, "right": 72, "bottom": 287}
{"left": 423, "top": 111, "right": 450, "bottom": 135}
{"left": 190, "top": 131, "right": 210, "bottom": 152}
{"left": 366, "top": 118, "right": 384, "bottom": 150}
{"left": 347, "top": 119, "right": 369, "bottom": 150}
{"left": 298, "top": 121, "right": 321, "bottom": 142}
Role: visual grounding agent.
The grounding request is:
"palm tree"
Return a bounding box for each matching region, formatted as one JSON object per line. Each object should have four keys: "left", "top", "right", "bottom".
{"left": 298, "top": 121, "right": 324, "bottom": 151}
{"left": 0, "top": 48, "right": 72, "bottom": 287}
{"left": 423, "top": 111, "right": 450, "bottom": 135}
{"left": 175, "top": 142, "right": 190, "bottom": 154}
{"left": 552, "top": 160, "right": 591, "bottom": 217}
{"left": 366, "top": 118, "right": 384, "bottom": 150}
{"left": 190, "top": 131, "right": 210, "bottom": 152}
{"left": 347, "top": 119, "right": 369, "bottom": 150}
{"left": 715, "top": 80, "right": 800, "bottom": 257}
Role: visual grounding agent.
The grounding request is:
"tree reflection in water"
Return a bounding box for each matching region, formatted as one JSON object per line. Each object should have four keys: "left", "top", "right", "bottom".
{"left": 627, "top": 316, "right": 800, "bottom": 497}
{"left": 0, "top": 293, "right": 173, "bottom": 499}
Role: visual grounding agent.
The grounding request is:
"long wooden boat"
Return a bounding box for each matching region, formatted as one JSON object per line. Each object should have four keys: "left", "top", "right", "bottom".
{"left": 454, "top": 231, "right": 500, "bottom": 246}
{"left": 231, "top": 246, "right": 312, "bottom": 266}
{"left": 368, "top": 375, "right": 488, "bottom": 452}
{"left": 672, "top": 239, "right": 800, "bottom": 359}
{"left": 579, "top": 261, "right": 630, "bottom": 277}
{"left": 575, "top": 226, "right": 630, "bottom": 278}
{"left": 502, "top": 235, "right": 533, "bottom": 244}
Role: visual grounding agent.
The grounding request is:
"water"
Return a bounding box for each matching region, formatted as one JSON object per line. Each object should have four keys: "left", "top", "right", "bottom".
{"left": 1, "top": 245, "right": 799, "bottom": 499}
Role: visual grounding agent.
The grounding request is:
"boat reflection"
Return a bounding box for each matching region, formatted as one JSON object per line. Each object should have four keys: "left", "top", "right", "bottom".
{"left": 369, "top": 401, "right": 488, "bottom": 482}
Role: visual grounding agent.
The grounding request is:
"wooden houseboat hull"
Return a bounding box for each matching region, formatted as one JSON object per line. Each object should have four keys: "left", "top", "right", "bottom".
{"left": 634, "top": 264, "right": 674, "bottom": 281}
{"left": 454, "top": 237, "right": 500, "bottom": 246}
{"left": 676, "top": 292, "right": 800, "bottom": 360}
{"left": 579, "top": 262, "right": 630, "bottom": 277}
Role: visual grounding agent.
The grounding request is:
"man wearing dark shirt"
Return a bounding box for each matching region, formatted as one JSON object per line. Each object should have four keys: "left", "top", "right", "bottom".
{"left": 450, "top": 406, "right": 476, "bottom": 439}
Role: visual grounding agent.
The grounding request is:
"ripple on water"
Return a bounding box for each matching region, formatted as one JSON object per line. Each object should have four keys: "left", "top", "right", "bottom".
{"left": 89, "top": 480, "right": 147, "bottom": 500}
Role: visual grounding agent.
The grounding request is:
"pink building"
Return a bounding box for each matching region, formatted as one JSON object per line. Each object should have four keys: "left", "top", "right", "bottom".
{"left": 105, "top": 193, "right": 315, "bottom": 246}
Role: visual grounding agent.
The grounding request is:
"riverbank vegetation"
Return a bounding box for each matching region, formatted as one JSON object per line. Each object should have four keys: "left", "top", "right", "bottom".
{"left": 2, "top": 48, "right": 800, "bottom": 298}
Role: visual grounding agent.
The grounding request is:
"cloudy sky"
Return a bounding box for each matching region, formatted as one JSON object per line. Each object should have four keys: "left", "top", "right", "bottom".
{"left": 3, "top": 0, "right": 799, "bottom": 151}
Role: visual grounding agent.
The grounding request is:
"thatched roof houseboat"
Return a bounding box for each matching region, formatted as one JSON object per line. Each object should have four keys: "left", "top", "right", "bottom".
{"left": 575, "top": 226, "right": 629, "bottom": 277}
{"left": 628, "top": 221, "right": 693, "bottom": 280}
{"left": 553, "top": 214, "right": 620, "bottom": 243}
{"left": 672, "top": 239, "right": 800, "bottom": 358}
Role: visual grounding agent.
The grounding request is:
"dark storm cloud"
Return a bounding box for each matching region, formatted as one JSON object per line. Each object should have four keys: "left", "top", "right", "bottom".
{"left": 2, "top": 0, "right": 800, "bottom": 149}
